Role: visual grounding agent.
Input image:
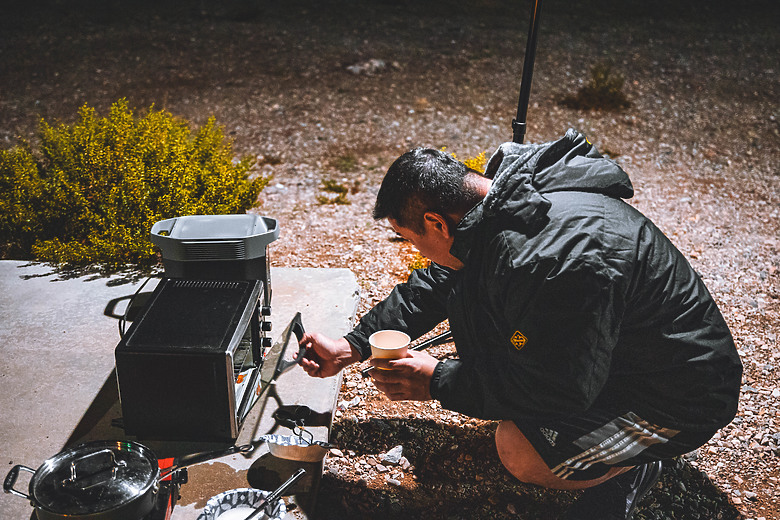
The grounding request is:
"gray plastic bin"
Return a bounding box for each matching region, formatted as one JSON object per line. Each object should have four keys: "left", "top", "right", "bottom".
{"left": 150, "top": 214, "right": 279, "bottom": 283}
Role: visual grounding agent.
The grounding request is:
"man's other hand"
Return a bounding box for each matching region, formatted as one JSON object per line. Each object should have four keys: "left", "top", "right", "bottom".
{"left": 369, "top": 350, "right": 439, "bottom": 401}
{"left": 297, "top": 333, "right": 361, "bottom": 378}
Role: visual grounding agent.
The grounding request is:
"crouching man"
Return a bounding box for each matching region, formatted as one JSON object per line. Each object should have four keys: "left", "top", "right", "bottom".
{"left": 298, "top": 130, "right": 742, "bottom": 519}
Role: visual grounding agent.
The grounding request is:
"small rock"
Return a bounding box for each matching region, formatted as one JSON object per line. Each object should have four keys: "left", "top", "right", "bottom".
{"left": 381, "top": 445, "right": 403, "bottom": 465}
{"left": 386, "top": 477, "right": 401, "bottom": 486}
{"left": 376, "top": 464, "right": 389, "bottom": 473}
{"left": 346, "top": 59, "right": 387, "bottom": 76}
{"left": 370, "top": 418, "right": 390, "bottom": 432}
{"left": 329, "top": 448, "right": 344, "bottom": 458}
{"left": 507, "top": 503, "right": 517, "bottom": 515}
{"left": 343, "top": 396, "right": 362, "bottom": 408}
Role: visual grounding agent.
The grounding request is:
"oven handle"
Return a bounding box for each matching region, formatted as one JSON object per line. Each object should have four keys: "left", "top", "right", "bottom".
{"left": 274, "top": 314, "right": 306, "bottom": 375}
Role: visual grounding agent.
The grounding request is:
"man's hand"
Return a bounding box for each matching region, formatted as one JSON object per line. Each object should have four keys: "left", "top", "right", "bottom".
{"left": 297, "top": 333, "right": 361, "bottom": 378}
{"left": 369, "top": 350, "right": 440, "bottom": 401}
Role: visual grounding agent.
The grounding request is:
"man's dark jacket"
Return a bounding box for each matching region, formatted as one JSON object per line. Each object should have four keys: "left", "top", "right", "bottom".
{"left": 346, "top": 129, "right": 742, "bottom": 432}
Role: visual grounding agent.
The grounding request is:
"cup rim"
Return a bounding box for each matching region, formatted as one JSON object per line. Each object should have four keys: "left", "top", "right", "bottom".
{"left": 369, "top": 330, "right": 410, "bottom": 349}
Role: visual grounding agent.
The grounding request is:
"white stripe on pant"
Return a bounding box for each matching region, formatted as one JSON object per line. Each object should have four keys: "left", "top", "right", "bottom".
{"left": 551, "top": 412, "right": 679, "bottom": 480}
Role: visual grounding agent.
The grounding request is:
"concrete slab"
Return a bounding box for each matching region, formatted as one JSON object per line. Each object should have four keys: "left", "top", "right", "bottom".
{"left": 0, "top": 261, "right": 359, "bottom": 520}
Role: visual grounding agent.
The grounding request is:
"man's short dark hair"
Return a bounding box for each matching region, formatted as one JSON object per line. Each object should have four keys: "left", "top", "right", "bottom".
{"left": 373, "top": 148, "right": 484, "bottom": 233}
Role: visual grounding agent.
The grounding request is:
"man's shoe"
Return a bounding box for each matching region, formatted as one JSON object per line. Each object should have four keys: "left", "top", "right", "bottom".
{"left": 561, "top": 460, "right": 664, "bottom": 520}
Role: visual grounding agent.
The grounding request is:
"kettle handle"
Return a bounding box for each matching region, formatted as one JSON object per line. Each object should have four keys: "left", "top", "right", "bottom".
{"left": 4, "top": 465, "right": 35, "bottom": 500}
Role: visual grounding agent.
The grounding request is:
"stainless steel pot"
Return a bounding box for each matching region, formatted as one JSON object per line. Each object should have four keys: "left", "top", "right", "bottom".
{"left": 3, "top": 440, "right": 252, "bottom": 520}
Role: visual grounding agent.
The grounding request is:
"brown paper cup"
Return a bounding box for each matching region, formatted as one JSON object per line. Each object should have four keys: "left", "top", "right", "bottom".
{"left": 369, "top": 330, "right": 410, "bottom": 369}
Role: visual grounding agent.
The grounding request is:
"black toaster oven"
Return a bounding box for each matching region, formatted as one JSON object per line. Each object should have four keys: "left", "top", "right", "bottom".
{"left": 115, "top": 277, "right": 264, "bottom": 441}
{"left": 115, "top": 214, "right": 279, "bottom": 441}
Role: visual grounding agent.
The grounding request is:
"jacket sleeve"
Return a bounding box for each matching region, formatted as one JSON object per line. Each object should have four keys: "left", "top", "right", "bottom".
{"left": 431, "top": 257, "right": 622, "bottom": 422}
{"left": 344, "top": 262, "right": 455, "bottom": 359}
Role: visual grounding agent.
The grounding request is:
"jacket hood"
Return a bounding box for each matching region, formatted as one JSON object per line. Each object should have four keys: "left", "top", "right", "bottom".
{"left": 467, "top": 129, "right": 632, "bottom": 229}
{"left": 452, "top": 129, "right": 634, "bottom": 260}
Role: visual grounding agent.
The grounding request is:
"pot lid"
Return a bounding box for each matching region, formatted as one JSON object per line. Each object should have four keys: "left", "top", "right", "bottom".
{"left": 31, "top": 441, "right": 158, "bottom": 515}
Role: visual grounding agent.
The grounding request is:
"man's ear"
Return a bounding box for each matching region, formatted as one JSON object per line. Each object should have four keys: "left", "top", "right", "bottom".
{"left": 423, "top": 211, "right": 453, "bottom": 238}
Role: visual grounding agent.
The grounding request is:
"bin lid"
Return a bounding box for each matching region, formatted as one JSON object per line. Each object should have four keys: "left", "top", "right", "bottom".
{"left": 155, "top": 214, "right": 274, "bottom": 240}
{"left": 150, "top": 214, "right": 279, "bottom": 262}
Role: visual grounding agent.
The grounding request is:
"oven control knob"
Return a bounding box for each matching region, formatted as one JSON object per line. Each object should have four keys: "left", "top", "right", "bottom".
{"left": 262, "top": 337, "right": 273, "bottom": 348}
{"left": 261, "top": 306, "right": 272, "bottom": 316}
{"left": 261, "top": 321, "right": 272, "bottom": 332}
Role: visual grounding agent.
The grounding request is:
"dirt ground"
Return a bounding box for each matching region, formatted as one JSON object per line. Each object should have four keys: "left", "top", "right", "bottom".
{"left": 2, "top": 0, "right": 779, "bottom": 519}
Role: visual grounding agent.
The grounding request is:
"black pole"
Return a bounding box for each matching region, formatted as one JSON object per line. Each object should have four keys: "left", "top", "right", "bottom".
{"left": 512, "top": 0, "right": 543, "bottom": 144}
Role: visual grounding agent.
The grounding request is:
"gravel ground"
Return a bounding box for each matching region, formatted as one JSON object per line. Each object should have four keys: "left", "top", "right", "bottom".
{"left": 2, "top": 1, "right": 778, "bottom": 519}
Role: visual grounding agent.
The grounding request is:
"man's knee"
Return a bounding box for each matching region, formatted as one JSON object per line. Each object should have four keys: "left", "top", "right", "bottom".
{"left": 494, "top": 420, "right": 546, "bottom": 484}
{"left": 494, "top": 420, "right": 631, "bottom": 491}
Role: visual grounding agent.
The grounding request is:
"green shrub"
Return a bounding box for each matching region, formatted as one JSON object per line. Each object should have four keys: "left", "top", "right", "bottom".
{"left": 559, "top": 61, "right": 631, "bottom": 111}
{"left": 317, "top": 179, "right": 351, "bottom": 205}
{"left": 0, "top": 99, "right": 268, "bottom": 269}
{"left": 329, "top": 153, "right": 358, "bottom": 173}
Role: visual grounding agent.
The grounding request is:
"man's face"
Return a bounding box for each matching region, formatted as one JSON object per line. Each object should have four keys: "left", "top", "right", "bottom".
{"left": 388, "top": 215, "right": 463, "bottom": 270}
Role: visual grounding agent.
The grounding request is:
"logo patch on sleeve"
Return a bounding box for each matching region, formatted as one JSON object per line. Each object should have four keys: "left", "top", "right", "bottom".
{"left": 510, "top": 331, "right": 527, "bottom": 350}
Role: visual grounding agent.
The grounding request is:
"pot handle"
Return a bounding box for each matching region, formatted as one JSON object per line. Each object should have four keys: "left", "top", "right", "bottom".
{"left": 62, "top": 448, "right": 126, "bottom": 490}
{"left": 159, "top": 444, "right": 254, "bottom": 480}
{"left": 4, "top": 465, "right": 35, "bottom": 500}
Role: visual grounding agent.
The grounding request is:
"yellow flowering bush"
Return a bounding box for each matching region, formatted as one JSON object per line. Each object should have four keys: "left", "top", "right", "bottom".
{"left": 0, "top": 99, "right": 267, "bottom": 269}
{"left": 442, "top": 147, "right": 488, "bottom": 173}
{"left": 408, "top": 251, "right": 431, "bottom": 272}
{"left": 462, "top": 151, "right": 487, "bottom": 173}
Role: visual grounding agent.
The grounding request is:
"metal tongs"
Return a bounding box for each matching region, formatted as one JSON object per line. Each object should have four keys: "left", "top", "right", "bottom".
{"left": 245, "top": 468, "right": 306, "bottom": 520}
{"left": 360, "top": 330, "right": 453, "bottom": 378}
